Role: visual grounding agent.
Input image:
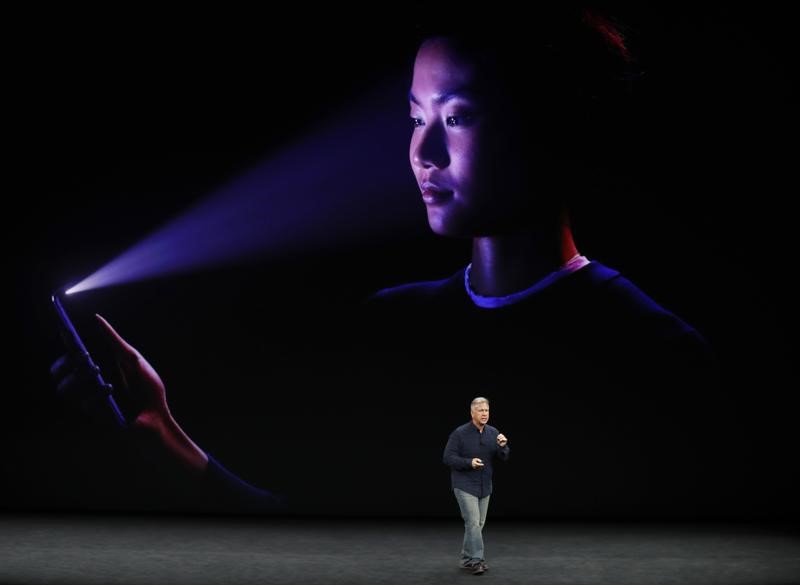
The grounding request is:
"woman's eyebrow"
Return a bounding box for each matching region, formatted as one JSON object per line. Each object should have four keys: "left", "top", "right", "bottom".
{"left": 408, "top": 87, "right": 479, "bottom": 106}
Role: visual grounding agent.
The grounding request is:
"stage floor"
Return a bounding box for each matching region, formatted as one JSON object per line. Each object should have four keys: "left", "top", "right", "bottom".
{"left": 2, "top": 514, "right": 798, "bottom": 584}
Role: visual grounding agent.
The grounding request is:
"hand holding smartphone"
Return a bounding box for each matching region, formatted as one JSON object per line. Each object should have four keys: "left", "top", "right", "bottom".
{"left": 51, "top": 293, "right": 129, "bottom": 429}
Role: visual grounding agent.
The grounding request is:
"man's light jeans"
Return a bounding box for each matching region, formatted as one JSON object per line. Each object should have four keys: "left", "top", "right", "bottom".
{"left": 453, "top": 487, "right": 491, "bottom": 565}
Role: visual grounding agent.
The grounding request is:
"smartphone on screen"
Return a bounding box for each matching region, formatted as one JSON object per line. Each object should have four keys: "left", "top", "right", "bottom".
{"left": 51, "top": 293, "right": 128, "bottom": 429}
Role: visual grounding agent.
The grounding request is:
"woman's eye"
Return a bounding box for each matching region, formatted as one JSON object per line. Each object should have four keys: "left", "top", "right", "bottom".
{"left": 446, "top": 114, "right": 474, "bottom": 127}
{"left": 410, "top": 117, "right": 424, "bottom": 128}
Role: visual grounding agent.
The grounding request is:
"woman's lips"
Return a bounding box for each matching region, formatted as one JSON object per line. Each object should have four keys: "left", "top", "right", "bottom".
{"left": 421, "top": 182, "right": 454, "bottom": 205}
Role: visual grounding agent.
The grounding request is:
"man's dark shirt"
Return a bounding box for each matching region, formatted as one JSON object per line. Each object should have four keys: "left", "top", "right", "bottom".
{"left": 444, "top": 421, "right": 510, "bottom": 498}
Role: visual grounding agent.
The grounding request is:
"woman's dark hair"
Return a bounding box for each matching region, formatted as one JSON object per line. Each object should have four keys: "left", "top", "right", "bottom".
{"left": 415, "top": 8, "right": 640, "bottom": 94}
{"left": 414, "top": 8, "right": 643, "bottom": 164}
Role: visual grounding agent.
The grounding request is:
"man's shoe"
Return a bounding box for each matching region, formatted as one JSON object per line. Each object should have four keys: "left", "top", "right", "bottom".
{"left": 479, "top": 561, "right": 489, "bottom": 571}
{"left": 471, "top": 563, "right": 486, "bottom": 575}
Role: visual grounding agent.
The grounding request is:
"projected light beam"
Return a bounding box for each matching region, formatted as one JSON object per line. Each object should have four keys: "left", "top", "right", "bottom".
{"left": 66, "top": 78, "right": 422, "bottom": 295}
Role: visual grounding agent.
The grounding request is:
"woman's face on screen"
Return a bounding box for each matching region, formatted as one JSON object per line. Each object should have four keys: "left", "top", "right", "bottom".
{"left": 409, "top": 37, "right": 541, "bottom": 237}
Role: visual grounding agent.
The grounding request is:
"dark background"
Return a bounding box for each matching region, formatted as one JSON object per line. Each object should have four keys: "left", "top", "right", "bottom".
{"left": 6, "top": 7, "right": 798, "bottom": 520}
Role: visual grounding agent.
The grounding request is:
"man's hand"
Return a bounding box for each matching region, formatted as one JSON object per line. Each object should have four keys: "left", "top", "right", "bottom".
{"left": 497, "top": 433, "right": 508, "bottom": 448}
{"left": 471, "top": 458, "right": 484, "bottom": 469}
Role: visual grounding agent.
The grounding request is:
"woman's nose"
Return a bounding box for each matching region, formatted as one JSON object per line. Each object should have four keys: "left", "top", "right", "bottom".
{"left": 411, "top": 120, "right": 449, "bottom": 170}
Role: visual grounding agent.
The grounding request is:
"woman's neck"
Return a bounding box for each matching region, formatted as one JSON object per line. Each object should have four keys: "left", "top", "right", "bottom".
{"left": 469, "top": 221, "right": 579, "bottom": 297}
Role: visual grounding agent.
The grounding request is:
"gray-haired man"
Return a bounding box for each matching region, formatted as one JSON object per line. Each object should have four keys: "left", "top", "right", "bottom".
{"left": 443, "top": 397, "right": 510, "bottom": 574}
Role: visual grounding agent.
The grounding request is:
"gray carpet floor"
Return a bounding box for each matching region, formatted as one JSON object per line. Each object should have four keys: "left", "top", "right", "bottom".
{"left": 1, "top": 514, "right": 798, "bottom": 584}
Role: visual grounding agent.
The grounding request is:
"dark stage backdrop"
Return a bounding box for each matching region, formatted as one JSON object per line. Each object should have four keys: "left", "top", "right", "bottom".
{"left": 7, "top": 7, "right": 797, "bottom": 520}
